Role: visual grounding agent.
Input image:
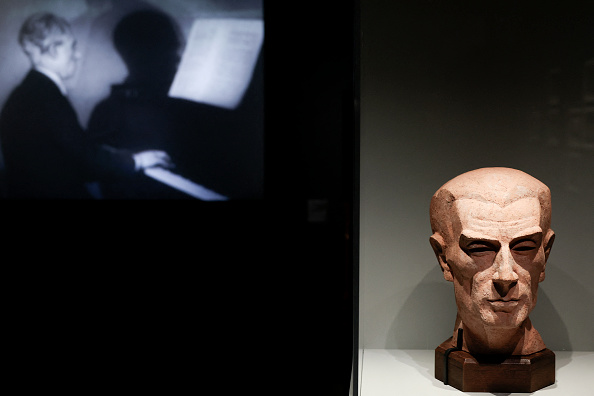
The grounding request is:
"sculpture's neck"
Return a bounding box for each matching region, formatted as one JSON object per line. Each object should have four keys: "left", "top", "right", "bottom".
{"left": 453, "top": 315, "right": 546, "bottom": 356}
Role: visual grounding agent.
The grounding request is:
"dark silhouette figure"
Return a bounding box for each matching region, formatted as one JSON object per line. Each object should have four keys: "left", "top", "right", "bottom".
{"left": 88, "top": 10, "right": 232, "bottom": 199}
{"left": 69, "top": 0, "right": 160, "bottom": 127}
{"left": 88, "top": 9, "right": 264, "bottom": 199}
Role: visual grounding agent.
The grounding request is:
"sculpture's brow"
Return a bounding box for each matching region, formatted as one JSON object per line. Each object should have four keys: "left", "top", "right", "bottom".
{"left": 459, "top": 231, "right": 498, "bottom": 243}
{"left": 459, "top": 227, "right": 543, "bottom": 245}
{"left": 511, "top": 227, "right": 543, "bottom": 241}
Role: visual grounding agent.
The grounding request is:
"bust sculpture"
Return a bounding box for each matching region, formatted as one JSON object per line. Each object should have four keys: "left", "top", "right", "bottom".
{"left": 430, "top": 167, "right": 556, "bottom": 392}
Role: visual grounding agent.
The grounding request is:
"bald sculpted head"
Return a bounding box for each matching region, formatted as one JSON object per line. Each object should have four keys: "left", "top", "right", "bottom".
{"left": 429, "top": 168, "right": 555, "bottom": 355}
{"left": 430, "top": 167, "right": 552, "bottom": 242}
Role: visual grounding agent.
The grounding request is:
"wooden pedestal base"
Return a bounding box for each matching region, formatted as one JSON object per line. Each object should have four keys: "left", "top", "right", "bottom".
{"left": 435, "top": 338, "right": 555, "bottom": 393}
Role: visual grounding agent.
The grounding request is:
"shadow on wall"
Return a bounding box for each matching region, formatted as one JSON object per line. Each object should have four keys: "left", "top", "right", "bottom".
{"left": 531, "top": 261, "right": 594, "bottom": 352}
{"left": 69, "top": 0, "right": 161, "bottom": 127}
{"left": 387, "top": 267, "right": 457, "bottom": 350}
{"left": 388, "top": 266, "right": 574, "bottom": 356}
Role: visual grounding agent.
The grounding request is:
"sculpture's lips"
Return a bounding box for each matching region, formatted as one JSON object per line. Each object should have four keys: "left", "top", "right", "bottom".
{"left": 487, "top": 298, "right": 519, "bottom": 302}
{"left": 487, "top": 299, "right": 520, "bottom": 312}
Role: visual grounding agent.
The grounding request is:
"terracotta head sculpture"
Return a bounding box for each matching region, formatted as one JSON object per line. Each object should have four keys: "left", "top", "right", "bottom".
{"left": 430, "top": 167, "right": 555, "bottom": 355}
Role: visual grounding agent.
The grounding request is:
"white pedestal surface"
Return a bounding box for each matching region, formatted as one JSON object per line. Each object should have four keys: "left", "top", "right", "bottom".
{"left": 360, "top": 349, "right": 594, "bottom": 396}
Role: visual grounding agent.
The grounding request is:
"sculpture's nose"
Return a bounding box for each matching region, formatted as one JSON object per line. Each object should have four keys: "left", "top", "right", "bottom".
{"left": 492, "top": 246, "right": 519, "bottom": 297}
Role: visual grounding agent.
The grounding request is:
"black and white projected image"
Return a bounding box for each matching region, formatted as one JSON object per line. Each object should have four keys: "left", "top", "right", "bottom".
{"left": 0, "top": 0, "right": 264, "bottom": 200}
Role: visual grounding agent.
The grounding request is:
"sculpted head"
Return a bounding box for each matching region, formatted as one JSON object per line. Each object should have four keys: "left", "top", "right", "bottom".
{"left": 430, "top": 168, "right": 555, "bottom": 355}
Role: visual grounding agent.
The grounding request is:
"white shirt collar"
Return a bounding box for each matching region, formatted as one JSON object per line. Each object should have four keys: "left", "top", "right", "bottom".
{"left": 35, "top": 66, "right": 68, "bottom": 96}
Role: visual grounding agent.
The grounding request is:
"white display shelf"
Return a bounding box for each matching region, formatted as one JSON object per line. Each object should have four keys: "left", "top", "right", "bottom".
{"left": 360, "top": 349, "right": 593, "bottom": 396}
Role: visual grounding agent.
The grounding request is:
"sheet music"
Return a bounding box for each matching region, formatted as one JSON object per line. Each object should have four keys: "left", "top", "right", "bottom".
{"left": 144, "top": 167, "right": 228, "bottom": 201}
{"left": 168, "top": 18, "right": 264, "bottom": 109}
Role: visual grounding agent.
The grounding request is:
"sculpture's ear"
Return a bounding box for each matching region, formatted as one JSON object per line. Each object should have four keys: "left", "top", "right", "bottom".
{"left": 430, "top": 233, "right": 453, "bottom": 282}
{"left": 539, "top": 229, "right": 555, "bottom": 282}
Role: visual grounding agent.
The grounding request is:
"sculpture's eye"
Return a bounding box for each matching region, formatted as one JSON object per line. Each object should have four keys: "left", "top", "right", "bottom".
{"left": 512, "top": 240, "right": 538, "bottom": 253}
{"left": 465, "top": 243, "right": 497, "bottom": 256}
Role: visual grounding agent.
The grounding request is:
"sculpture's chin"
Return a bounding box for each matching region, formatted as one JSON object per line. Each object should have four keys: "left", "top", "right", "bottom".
{"left": 478, "top": 301, "right": 530, "bottom": 329}
{"left": 482, "top": 312, "right": 524, "bottom": 329}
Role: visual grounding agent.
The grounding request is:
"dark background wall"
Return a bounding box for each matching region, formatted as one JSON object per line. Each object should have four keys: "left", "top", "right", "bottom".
{"left": 261, "top": 1, "right": 357, "bottom": 394}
